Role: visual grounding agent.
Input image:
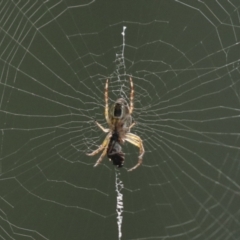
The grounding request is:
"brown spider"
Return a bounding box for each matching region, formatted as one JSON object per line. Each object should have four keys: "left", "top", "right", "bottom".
{"left": 87, "top": 77, "right": 144, "bottom": 171}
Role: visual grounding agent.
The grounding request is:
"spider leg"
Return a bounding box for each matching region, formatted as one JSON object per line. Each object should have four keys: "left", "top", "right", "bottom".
{"left": 86, "top": 132, "right": 111, "bottom": 156}
{"left": 105, "top": 79, "right": 110, "bottom": 124}
{"left": 95, "top": 121, "right": 109, "bottom": 133}
{"left": 125, "top": 132, "right": 144, "bottom": 171}
{"left": 94, "top": 145, "right": 108, "bottom": 167}
{"left": 129, "top": 77, "right": 134, "bottom": 114}
{"left": 129, "top": 122, "right": 135, "bottom": 130}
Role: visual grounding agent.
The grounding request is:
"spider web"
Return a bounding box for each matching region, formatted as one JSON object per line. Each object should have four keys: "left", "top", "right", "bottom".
{"left": 0, "top": 0, "right": 240, "bottom": 239}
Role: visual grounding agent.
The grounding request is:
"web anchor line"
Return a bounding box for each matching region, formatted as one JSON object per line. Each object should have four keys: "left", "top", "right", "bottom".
{"left": 115, "top": 169, "right": 124, "bottom": 240}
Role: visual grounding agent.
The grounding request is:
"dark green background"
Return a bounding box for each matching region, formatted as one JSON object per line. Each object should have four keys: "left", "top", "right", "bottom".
{"left": 0, "top": 1, "right": 240, "bottom": 239}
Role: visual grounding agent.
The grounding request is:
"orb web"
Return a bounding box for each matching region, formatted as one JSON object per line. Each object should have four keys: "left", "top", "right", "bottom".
{"left": 0, "top": 1, "right": 240, "bottom": 240}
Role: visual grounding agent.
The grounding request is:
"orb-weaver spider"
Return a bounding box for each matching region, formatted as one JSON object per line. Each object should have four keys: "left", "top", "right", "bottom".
{"left": 87, "top": 77, "right": 144, "bottom": 171}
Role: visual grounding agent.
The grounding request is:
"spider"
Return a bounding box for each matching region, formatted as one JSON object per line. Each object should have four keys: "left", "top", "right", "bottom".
{"left": 87, "top": 77, "right": 144, "bottom": 171}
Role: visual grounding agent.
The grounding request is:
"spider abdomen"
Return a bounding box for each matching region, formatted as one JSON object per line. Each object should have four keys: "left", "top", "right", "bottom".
{"left": 107, "top": 132, "right": 125, "bottom": 168}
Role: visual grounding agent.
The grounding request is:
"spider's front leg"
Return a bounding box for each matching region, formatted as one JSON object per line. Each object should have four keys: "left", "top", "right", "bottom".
{"left": 104, "top": 79, "right": 110, "bottom": 124}
{"left": 129, "top": 77, "right": 134, "bottom": 114}
{"left": 125, "top": 132, "right": 145, "bottom": 171}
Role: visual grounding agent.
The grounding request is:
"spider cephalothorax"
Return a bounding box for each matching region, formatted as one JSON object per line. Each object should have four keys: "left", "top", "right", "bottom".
{"left": 87, "top": 77, "right": 144, "bottom": 171}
